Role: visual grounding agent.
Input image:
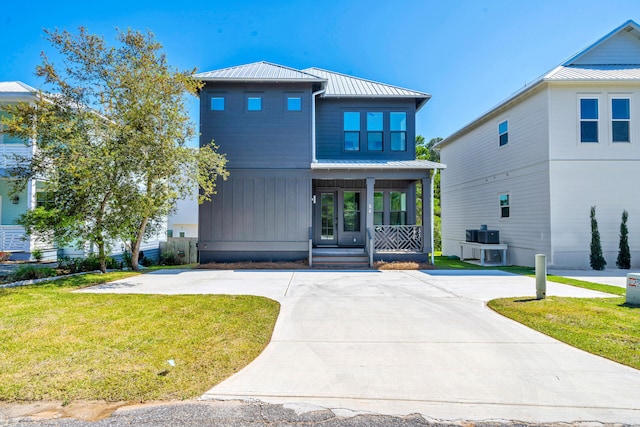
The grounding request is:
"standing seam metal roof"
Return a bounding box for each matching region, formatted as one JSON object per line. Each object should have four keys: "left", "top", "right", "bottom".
{"left": 193, "top": 61, "right": 326, "bottom": 82}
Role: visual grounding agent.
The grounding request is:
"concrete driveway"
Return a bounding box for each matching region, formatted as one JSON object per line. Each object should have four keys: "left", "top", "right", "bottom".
{"left": 82, "top": 269, "right": 640, "bottom": 424}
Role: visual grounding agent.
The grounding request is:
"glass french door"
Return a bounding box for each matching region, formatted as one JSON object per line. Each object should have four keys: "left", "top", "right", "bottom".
{"left": 319, "top": 192, "right": 337, "bottom": 245}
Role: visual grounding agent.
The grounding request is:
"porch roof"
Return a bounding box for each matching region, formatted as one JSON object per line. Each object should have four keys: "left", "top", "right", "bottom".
{"left": 310, "top": 159, "right": 446, "bottom": 171}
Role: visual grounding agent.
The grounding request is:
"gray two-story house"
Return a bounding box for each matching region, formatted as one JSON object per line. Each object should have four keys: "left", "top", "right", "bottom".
{"left": 195, "top": 62, "right": 444, "bottom": 265}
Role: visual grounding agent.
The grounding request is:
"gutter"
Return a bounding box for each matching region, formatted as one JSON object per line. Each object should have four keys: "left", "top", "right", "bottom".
{"left": 311, "top": 88, "right": 326, "bottom": 163}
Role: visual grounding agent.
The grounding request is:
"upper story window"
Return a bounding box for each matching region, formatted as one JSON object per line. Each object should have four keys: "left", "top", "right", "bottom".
{"left": 344, "top": 112, "right": 360, "bottom": 151}
{"left": 499, "top": 120, "right": 509, "bottom": 146}
{"left": 367, "top": 112, "right": 383, "bottom": 151}
{"left": 390, "top": 112, "right": 406, "bottom": 151}
{"left": 0, "top": 111, "right": 24, "bottom": 144}
{"left": 247, "top": 97, "right": 262, "bottom": 111}
{"left": 210, "top": 97, "right": 225, "bottom": 111}
{"left": 287, "top": 96, "right": 301, "bottom": 111}
{"left": 500, "top": 193, "right": 510, "bottom": 218}
{"left": 612, "top": 98, "right": 630, "bottom": 143}
{"left": 580, "top": 98, "right": 599, "bottom": 143}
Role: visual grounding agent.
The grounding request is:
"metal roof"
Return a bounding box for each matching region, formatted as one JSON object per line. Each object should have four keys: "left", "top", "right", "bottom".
{"left": 194, "top": 61, "right": 326, "bottom": 82}
{"left": 545, "top": 65, "right": 640, "bottom": 81}
{"left": 303, "top": 67, "right": 431, "bottom": 99}
{"left": 311, "top": 159, "right": 445, "bottom": 170}
{"left": 0, "top": 81, "right": 37, "bottom": 94}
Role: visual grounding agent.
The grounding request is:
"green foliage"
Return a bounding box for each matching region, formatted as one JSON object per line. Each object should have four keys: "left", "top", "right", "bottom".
{"left": 616, "top": 210, "right": 631, "bottom": 269}
{"left": 31, "top": 249, "right": 43, "bottom": 262}
{"left": 589, "top": 206, "right": 606, "bottom": 270}
{"left": 160, "top": 250, "right": 179, "bottom": 266}
{"left": 57, "top": 255, "right": 121, "bottom": 274}
{"left": 10, "top": 265, "right": 58, "bottom": 281}
{"left": 122, "top": 251, "right": 133, "bottom": 269}
{"left": 416, "top": 136, "right": 442, "bottom": 251}
{"left": 0, "top": 27, "right": 227, "bottom": 274}
{"left": 415, "top": 136, "right": 442, "bottom": 162}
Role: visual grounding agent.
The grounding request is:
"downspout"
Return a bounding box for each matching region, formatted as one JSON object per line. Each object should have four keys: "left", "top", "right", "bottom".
{"left": 430, "top": 169, "right": 438, "bottom": 265}
{"left": 311, "top": 88, "right": 325, "bottom": 163}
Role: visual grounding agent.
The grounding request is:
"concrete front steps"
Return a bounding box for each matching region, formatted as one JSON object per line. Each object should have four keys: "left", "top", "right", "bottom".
{"left": 311, "top": 248, "right": 370, "bottom": 268}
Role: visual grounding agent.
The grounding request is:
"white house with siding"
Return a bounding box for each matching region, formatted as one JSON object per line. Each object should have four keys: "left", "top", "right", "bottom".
{"left": 438, "top": 20, "right": 640, "bottom": 268}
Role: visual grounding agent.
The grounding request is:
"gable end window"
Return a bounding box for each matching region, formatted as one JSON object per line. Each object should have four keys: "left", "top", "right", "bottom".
{"left": 612, "top": 98, "right": 630, "bottom": 143}
{"left": 499, "top": 120, "right": 508, "bottom": 146}
{"left": 287, "top": 96, "right": 301, "bottom": 111}
{"left": 210, "top": 97, "right": 225, "bottom": 111}
{"left": 390, "top": 112, "right": 407, "bottom": 151}
{"left": 247, "top": 97, "right": 262, "bottom": 111}
{"left": 580, "top": 98, "right": 599, "bottom": 143}
{"left": 499, "top": 194, "right": 510, "bottom": 218}
{"left": 344, "top": 112, "right": 360, "bottom": 151}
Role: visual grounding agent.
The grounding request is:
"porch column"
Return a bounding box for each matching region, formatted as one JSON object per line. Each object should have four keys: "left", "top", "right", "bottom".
{"left": 366, "top": 177, "right": 375, "bottom": 261}
{"left": 422, "top": 175, "right": 432, "bottom": 260}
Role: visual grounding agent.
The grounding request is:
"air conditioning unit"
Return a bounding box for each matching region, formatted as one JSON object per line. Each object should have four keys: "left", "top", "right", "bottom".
{"left": 466, "top": 229, "right": 479, "bottom": 242}
{"left": 477, "top": 230, "right": 499, "bottom": 244}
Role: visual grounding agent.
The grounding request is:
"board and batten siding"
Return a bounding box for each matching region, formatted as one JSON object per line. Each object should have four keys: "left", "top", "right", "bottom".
{"left": 199, "top": 169, "right": 311, "bottom": 262}
{"left": 200, "top": 82, "right": 312, "bottom": 169}
{"left": 547, "top": 82, "right": 640, "bottom": 267}
{"left": 315, "top": 98, "right": 416, "bottom": 160}
{"left": 440, "top": 87, "right": 551, "bottom": 267}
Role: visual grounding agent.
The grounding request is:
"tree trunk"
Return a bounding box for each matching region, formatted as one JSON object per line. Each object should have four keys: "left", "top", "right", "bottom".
{"left": 130, "top": 216, "right": 149, "bottom": 271}
{"left": 97, "top": 240, "right": 107, "bottom": 273}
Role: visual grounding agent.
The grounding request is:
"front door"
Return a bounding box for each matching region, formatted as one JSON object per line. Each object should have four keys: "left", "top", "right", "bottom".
{"left": 318, "top": 191, "right": 337, "bottom": 245}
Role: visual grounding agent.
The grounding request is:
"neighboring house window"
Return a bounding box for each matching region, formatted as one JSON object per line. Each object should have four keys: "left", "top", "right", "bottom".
{"left": 287, "top": 96, "right": 301, "bottom": 111}
{"left": 367, "top": 112, "right": 383, "bottom": 151}
{"left": 500, "top": 194, "right": 510, "bottom": 218}
{"left": 374, "top": 192, "right": 384, "bottom": 225}
{"left": 390, "top": 112, "right": 407, "bottom": 151}
{"left": 179, "top": 232, "right": 185, "bottom": 238}
{"left": 36, "top": 191, "right": 54, "bottom": 208}
{"left": 499, "top": 120, "right": 508, "bottom": 146}
{"left": 580, "top": 98, "right": 599, "bottom": 143}
{"left": 247, "top": 97, "right": 262, "bottom": 111}
{"left": 612, "top": 98, "right": 630, "bottom": 143}
{"left": 344, "top": 112, "right": 360, "bottom": 151}
{"left": 167, "top": 230, "right": 173, "bottom": 238}
{"left": 343, "top": 191, "right": 361, "bottom": 232}
{"left": 210, "top": 97, "right": 225, "bottom": 111}
{"left": 0, "top": 111, "right": 24, "bottom": 144}
{"left": 390, "top": 191, "right": 407, "bottom": 225}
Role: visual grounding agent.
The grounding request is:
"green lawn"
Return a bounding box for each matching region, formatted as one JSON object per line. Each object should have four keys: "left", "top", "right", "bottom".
{"left": 0, "top": 272, "right": 280, "bottom": 403}
{"left": 489, "top": 296, "right": 640, "bottom": 370}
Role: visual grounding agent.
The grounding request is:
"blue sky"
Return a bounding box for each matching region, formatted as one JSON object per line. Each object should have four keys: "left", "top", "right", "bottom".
{"left": 1, "top": 1, "right": 638, "bottom": 145}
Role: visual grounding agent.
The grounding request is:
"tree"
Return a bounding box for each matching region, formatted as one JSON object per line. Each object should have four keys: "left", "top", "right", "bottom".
{"left": 1, "top": 27, "right": 227, "bottom": 272}
{"left": 416, "top": 136, "right": 442, "bottom": 251}
{"left": 590, "top": 206, "right": 607, "bottom": 270}
{"left": 616, "top": 210, "right": 631, "bottom": 269}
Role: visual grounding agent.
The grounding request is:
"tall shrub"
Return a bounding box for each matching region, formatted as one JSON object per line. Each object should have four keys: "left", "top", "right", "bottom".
{"left": 590, "top": 206, "right": 606, "bottom": 270}
{"left": 616, "top": 210, "right": 631, "bottom": 269}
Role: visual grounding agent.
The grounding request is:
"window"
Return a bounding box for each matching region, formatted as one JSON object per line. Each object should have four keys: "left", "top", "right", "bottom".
{"left": 499, "top": 120, "right": 508, "bottom": 146}
{"left": 167, "top": 229, "right": 173, "bottom": 238}
{"left": 390, "top": 192, "right": 407, "bottom": 225}
{"left": 390, "top": 112, "right": 407, "bottom": 151}
{"left": 0, "top": 111, "right": 24, "bottom": 144}
{"left": 374, "top": 192, "right": 384, "bottom": 225}
{"left": 500, "top": 194, "right": 510, "bottom": 218}
{"left": 36, "top": 191, "right": 54, "bottom": 208}
{"left": 210, "top": 97, "right": 225, "bottom": 111}
{"left": 612, "top": 98, "right": 630, "bottom": 142}
{"left": 287, "top": 96, "right": 301, "bottom": 111}
{"left": 343, "top": 192, "right": 361, "bottom": 232}
{"left": 344, "top": 112, "right": 360, "bottom": 151}
{"left": 580, "top": 98, "right": 599, "bottom": 143}
{"left": 247, "top": 97, "right": 262, "bottom": 111}
{"left": 367, "top": 112, "right": 383, "bottom": 151}
{"left": 179, "top": 232, "right": 185, "bottom": 238}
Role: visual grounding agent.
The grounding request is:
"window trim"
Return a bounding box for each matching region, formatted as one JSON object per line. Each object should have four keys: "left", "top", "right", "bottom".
{"left": 210, "top": 96, "right": 225, "bottom": 111}
{"left": 498, "top": 120, "right": 509, "bottom": 146}
{"left": 579, "top": 96, "right": 599, "bottom": 143}
{"left": 499, "top": 193, "right": 510, "bottom": 219}
{"left": 390, "top": 112, "right": 407, "bottom": 152}
{"left": 367, "top": 112, "right": 383, "bottom": 151}
{"left": 246, "top": 95, "right": 263, "bottom": 112}
{"left": 286, "top": 94, "right": 302, "bottom": 112}
{"left": 343, "top": 112, "right": 361, "bottom": 152}
{"left": 610, "top": 96, "right": 631, "bottom": 143}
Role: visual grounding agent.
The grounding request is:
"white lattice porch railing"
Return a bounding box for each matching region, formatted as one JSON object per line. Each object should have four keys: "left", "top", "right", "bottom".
{"left": 0, "top": 226, "right": 29, "bottom": 252}
{"left": 374, "top": 225, "right": 423, "bottom": 251}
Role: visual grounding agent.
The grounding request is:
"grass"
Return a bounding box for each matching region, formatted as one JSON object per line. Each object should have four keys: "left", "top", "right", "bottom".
{"left": 0, "top": 271, "right": 280, "bottom": 403}
{"left": 488, "top": 296, "right": 640, "bottom": 370}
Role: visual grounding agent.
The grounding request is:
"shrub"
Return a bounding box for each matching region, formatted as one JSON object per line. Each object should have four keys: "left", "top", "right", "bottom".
{"left": 141, "top": 256, "right": 156, "bottom": 267}
{"left": 590, "top": 206, "right": 607, "bottom": 270}
{"left": 57, "top": 255, "right": 121, "bottom": 273}
{"left": 160, "top": 250, "right": 178, "bottom": 266}
{"left": 122, "top": 251, "right": 132, "bottom": 268}
{"left": 616, "top": 210, "right": 631, "bottom": 269}
{"left": 32, "top": 249, "right": 43, "bottom": 262}
{"left": 10, "top": 265, "right": 57, "bottom": 282}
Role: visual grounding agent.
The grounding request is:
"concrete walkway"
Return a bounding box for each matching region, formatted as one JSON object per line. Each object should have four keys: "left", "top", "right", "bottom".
{"left": 82, "top": 269, "right": 640, "bottom": 424}
{"left": 548, "top": 267, "right": 640, "bottom": 288}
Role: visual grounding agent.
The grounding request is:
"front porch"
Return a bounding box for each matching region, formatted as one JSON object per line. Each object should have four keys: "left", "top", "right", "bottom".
{"left": 308, "top": 159, "right": 444, "bottom": 267}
